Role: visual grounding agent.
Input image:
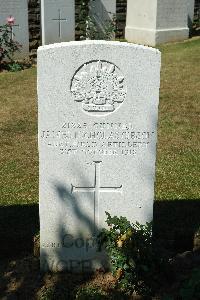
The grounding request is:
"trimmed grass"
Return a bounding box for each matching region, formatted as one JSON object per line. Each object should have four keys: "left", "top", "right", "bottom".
{"left": 156, "top": 38, "right": 200, "bottom": 200}
{"left": 0, "top": 39, "right": 199, "bottom": 206}
{"left": 0, "top": 68, "right": 38, "bottom": 205}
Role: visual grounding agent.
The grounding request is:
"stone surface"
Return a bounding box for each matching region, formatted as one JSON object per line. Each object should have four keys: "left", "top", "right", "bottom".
{"left": 41, "top": 0, "right": 75, "bottom": 45}
{"left": 29, "top": 0, "right": 126, "bottom": 46}
{"left": 187, "top": 0, "right": 195, "bottom": 30}
{"left": 89, "top": 0, "right": 116, "bottom": 32}
{"left": 75, "top": 0, "right": 127, "bottom": 41}
{"left": 125, "top": 0, "right": 189, "bottom": 46}
{"left": 0, "top": 0, "right": 29, "bottom": 58}
{"left": 38, "top": 40, "right": 161, "bottom": 272}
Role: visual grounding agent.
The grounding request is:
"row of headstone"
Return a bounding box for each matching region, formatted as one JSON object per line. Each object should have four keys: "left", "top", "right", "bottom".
{"left": 0, "top": 0, "right": 196, "bottom": 58}
{"left": 38, "top": 40, "right": 161, "bottom": 272}
{"left": 0, "top": 0, "right": 116, "bottom": 57}
{"left": 41, "top": 0, "right": 116, "bottom": 44}
{"left": 41, "top": 0, "right": 195, "bottom": 46}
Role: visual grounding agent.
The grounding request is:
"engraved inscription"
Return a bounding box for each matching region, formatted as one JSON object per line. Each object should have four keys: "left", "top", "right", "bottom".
{"left": 71, "top": 61, "right": 127, "bottom": 115}
{"left": 71, "top": 161, "right": 122, "bottom": 233}
{"left": 41, "top": 122, "right": 155, "bottom": 156}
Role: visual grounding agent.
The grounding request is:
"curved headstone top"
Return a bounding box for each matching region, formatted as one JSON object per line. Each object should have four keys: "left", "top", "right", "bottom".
{"left": 38, "top": 40, "right": 160, "bottom": 53}
{"left": 38, "top": 40, "right": 161, "bottom": 272}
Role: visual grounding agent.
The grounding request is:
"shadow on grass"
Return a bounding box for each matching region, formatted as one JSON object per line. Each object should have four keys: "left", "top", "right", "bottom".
{"left": 0, "top": 199, "right": 200, "bottom": 299}
{"left": 0, "top": 199, "right": 200, "bottom": 258}
{"left": 153, "top": 199, "right": 200, "bottom": 255}
{"left": 0, "top": 204, "right": 39, "bottom": 258}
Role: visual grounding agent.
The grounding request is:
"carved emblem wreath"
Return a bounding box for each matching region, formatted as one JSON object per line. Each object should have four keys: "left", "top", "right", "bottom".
{"left": 71, "top": 60, "right": 126, "bottom": 114}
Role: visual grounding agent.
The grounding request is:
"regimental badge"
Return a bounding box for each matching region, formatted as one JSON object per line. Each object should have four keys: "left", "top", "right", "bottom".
{"left": 71, "top": 60, "right": 127, "bottom": 115}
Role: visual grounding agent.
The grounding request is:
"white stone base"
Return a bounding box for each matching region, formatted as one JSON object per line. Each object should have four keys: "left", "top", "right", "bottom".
{"left": 125, "top": 26, "right": 189, "bottom": 46}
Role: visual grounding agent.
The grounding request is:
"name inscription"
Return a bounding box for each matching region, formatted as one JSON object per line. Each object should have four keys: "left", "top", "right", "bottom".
{"left": 41, "top": 122, "right": 155, "bottom": 156}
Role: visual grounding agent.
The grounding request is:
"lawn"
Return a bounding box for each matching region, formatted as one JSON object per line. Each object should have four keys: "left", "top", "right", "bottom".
{"left": 156, "top": 38, "right": 200, "bottom": 200}
{"left": 0, "top": 67, "right": 38, "bottom": 205}
{"left": 0, "top": 38, "right": 199, "bottom": 206}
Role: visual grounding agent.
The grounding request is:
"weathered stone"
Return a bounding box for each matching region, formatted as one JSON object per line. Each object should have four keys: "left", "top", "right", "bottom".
{"left": 41, "top": 0, "right": 75, "bottom": 45}
{"left": 75, "top": 0, "right": 126, "bottom": 40}
{"left": 38, "top": 40, "right": 161, "bottom": 272}
{"left": 125, "top": 0, "right": 189, "bottom": 46}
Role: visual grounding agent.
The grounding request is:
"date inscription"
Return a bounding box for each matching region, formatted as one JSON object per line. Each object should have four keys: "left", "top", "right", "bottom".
{"left": 40, "top": 122, "right": 155, "bottom": 156}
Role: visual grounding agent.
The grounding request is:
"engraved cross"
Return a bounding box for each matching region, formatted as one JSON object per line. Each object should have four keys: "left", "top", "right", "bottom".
{"left": 52, "top": 9, "right": 68, "bottom": 38}
{"left": 71, "top": 161, "right": 123, "bottom": 233}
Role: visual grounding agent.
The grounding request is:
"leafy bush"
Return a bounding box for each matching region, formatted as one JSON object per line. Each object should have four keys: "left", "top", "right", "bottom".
{"left": 7, "top": 62, "right": 23, "bottom": 72}
{"left": 98, "top": 212, "right": 165, "bottom": 297}
{"left": 0, "top": 17, "right": 21, "bottom": 65}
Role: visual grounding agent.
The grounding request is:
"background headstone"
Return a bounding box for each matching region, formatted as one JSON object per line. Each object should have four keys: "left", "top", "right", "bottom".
{"left": 89, "top": 0, "right": 116, "bottom": 37}
{"left": 38, "top": 41, "right": 161, "bottom": 272}
{"left": 41, "top": 0, "right": 75, "bottom": 45}
{"left": 0, "top": 0, "right": 29, "bottom": 58}
{"left": 187, "top": 0, "right": 195, "bottom": 31}
{"left": 125, "top": 0, "right": 189, "bottom": 46}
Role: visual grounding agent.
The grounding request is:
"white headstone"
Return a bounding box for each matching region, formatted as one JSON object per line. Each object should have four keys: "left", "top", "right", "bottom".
{"left": 89, "top": 0, "right": 116, "bottom": 30}
{"left": 0, "top": 0, "right": 29, "bottom": 57}
{"left": 41, "top": 0, "right": 75, "bottom": 45}
{"left": 187, "top": 0, "right": 195, "bottom": 30}
{"left": 125, "top": 0, "right": 189, "bottom": 46}
{"left": 38, "top": 41, "right": 161, "bottom": 272}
